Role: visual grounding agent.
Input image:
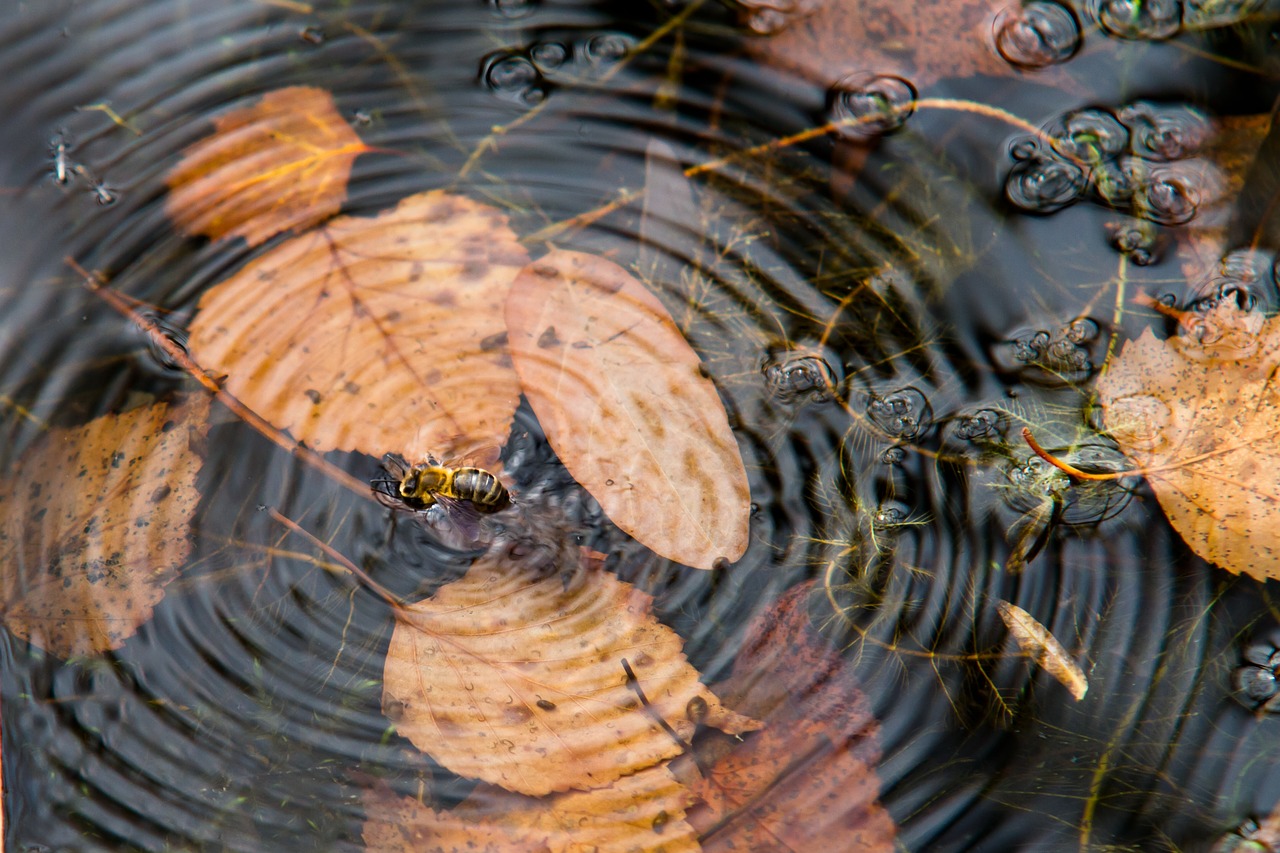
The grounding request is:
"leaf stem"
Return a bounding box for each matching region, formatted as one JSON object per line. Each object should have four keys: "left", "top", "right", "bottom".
{"left": 1020, "top": 428, "right": 1125, "bottom": 482}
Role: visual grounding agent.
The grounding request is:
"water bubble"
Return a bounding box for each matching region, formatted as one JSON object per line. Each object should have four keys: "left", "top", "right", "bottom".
{"left": 880, "top": 446, "right": 906, "bottom": 464}
{"left": 1089, "top": 0, "right": 1181, "bottom": 39}
{"left": 1004, "top": 445, "right": 1133, "bottom": 524}
{"left": 1191, "top": 250, "right": 1279, "bottom": 313}
{"left": 1119, "top": 101, "right": 1212, "bottom": 160}
{"left": 483, "top": 54, "right": 544, "bottom": 105}
{"left": 1004, "top": 155, "right": 1086, "bottom": 213}
{"left": 1010, "top": 138, "right": 1040, "bottom": 161}
{"left": 583, "top": 33, "right": 632, "bottom": 66}
{"left": 866, "top": 387, "right": 933, "bottom": 441}
{"left": 1046, "top": 108, "right": 1129, "bottom": 163}
{"left": 991, "top": 1, "right": 1081, "bottom": 68}
{"left": 741, "top": 7, "right": 792, "bottom": 35}
{"left": 530, "top": 42, "right": 568, "bottom": 71}
{"left": 953, "top": 409, "right": 1004, "bottom": 441}
{"left": 762, "top": 348, "right": 837, "bottom": 404}
{"left": 1000, "top": 320, "right": 1100, "bottom": 381}
{"left": 829, "top": 73, "right": 917, "bottom": 141}
{"left": 871, "top": 503, "right": 907, "bottom": 530}
{"left": 488, "top": 0, "right": 537, "bottom": 18}
{"left": 1011, "top": 330, "right": 1051, "bottom": 364}
{"left": 1133, "top": 163, "right": 1203, "bottom": 225}
{"left": 1104, "top": 218, "right": 1161, "bottom": 265}
{"left": 1065, "top": 317, "right": 1099, "bottom": 345}
{"left": 1233, "top": 633, "right": 1280, "bottom": 712}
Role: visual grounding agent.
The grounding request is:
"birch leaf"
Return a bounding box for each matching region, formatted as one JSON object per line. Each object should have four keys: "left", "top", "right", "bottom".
{"left": 166, "top": 86, "right": 371, "bottom": 246}
{"left": 187, "top": 190, "right": 526, "bottom": 462}
{"left": 382, "top": 553, "right": 759, "bottom": 797}
{"left": 505, "top": 250, "right": 750, "bottom": 570}
{"left": 0, "top": 395, "right": 208, "bottom": 657}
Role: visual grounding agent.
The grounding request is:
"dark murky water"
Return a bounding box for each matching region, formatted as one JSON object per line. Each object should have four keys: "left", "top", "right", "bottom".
{"left": 2, "top": 0, "right": 1280, "bottom": 849}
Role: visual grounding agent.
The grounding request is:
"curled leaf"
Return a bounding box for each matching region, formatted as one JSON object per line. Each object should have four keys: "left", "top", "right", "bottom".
{"left": 505, "top": 250, "right": 750, "bottom": 569}
{"left": 996, "top": 600, "right": 1088, "bottom": 701}
{"left": 0, "top": 395, "right": 208, "bottom": 657}
{"left": 1097, "top": 297, "right": 1280, "bottom": 581}
{"left": 187, "top": 190, "right": 526, "bottom": 462}
{"left": 382, "top": 554, "right": 759, "bottom": 796}
{"left": 165, "top": 86, "right": 371, "bottom": 246}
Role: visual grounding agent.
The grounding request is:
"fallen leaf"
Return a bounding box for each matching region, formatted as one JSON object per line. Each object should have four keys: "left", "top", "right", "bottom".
{"left": 165, "top": 86, "right": 371, "bottom": 246}
{"left": 996, "top": 600, "right": 1088, "bottom": 700}
{"left": 684, "top": 581, "right": 897, "bottom": 853}
{"left": 0, "top": 395, "right": 208, "bottom": 657}
{"left": 382, "top": 552, "right": 759, "bottom": 797}
{"left": 1097, "top": 297, "right": 1280, "bottom": 580}
{"left": 188, "top": 190, "right": 527, "bottom": 463}
{"left": 362, "top": 765, "right": 699, "bottom": 853}
{"left": 505, "top": 250, "right": 750, "bottom": 569}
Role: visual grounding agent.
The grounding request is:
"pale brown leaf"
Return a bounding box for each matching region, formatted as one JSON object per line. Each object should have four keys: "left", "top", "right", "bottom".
{"left": 165, "top": 86, "right": 371, "bottom": 246}
{"left": 1097, "top": 298, "right": 1280, "bottom": 580}
{"left": 505, "top": 250, "right": 750, "bottom": 569}
{"left": 362, "top": 764, "right": 697, "bottom": 853}
{"left": 382, "top": 554, "right": 759, "bottom": 796}
{"left": 187, "top": 190, "right": 527, "bottom": 462}
{"left": 996, "top": 600, "right": 1087, "bottom": 701}
{"left": 0, "top": 395, "right": 208, "bottom": 657}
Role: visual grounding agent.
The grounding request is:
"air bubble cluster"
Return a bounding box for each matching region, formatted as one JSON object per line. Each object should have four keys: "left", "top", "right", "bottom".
{"left": 1087, "top": 0, "right": 1259, "bottom": 39}
{"left": 1003, "top": 444, "right": 1132, "bottom": 525}
{"left": 1104, "top": 218, "right": 1162, "bottom": 266}
{"left": 997, "top": 317, "right": 1100, "bottom": 382}
{"left": 482, "top": 32, "right": 636, "bottom": 105}
{"left": 953, "top": 409, "right": 1004, "bottom": 441}
{"left": 1188, "top": 249, "right": 1280, "bottom": 316}
{"left": 1004, "top": 101, "right": 1224, "bottom": 227}
{"left": 866, "top": 387, "right": 933, "bottom": 441}
{"left": 763, "top": 348, "right": 838, "bottom": 404}
{"left": 1232, "top": 630, "right": 1280, "bottom": 713}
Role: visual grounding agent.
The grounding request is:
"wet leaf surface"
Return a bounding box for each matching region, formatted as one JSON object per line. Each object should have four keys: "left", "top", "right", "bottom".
{"left": 505, "top": 250, "right": 750, "bottom": 570}
{"left": 0, "top": 395, "right": 208, "bottom": 657}
{"left": 1097, "top": 297, "right": 1280, "bottom": 580}
{"left": 165, "top": 86, "right": 371, "bottom": 246}
{"left": 382, "top": 550, "right": 760, "bottom": 797}
{"left": 362, "top": 764, "right": 698, "bottom": 853}
{"left": 188, "top": 190, "right": 526, "bottom": 462}
{"left": 683, "top": 581, "right": 896, "bottom": 852}
{"left": 996, "top": 600, "right": 1088, "bottom": 700}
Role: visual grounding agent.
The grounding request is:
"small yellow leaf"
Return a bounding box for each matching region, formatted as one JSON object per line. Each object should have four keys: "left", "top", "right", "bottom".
{"left": 997, "top": 600, "right": 1088, "bottom": 701}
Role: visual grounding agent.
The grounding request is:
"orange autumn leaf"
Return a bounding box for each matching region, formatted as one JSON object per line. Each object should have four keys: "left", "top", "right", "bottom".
{"left": 0, "top": 395, "right": 208, "bottom": 657}
{"left": 362, "top": 764, "right": 698, "bottom": 853}
{"left": 505, "top": 250, "right": 750, "bottom": 570}
{"left": 996, "top": 600, "right": 1088, "bottom": 701}
{"left": 686, "top": 581, "right": 896, "bottom": 853}
{"left": 382, "top": 552, "right": 760, "bottom": 797}
{"left": 187, "top": 190, "right": 527, "bottom": 463}
{"left": 165, "top": 86, "right": 371, "bottom": 246}
{"left": 1096, "top": 297, "right": 1280, "bottom": 580}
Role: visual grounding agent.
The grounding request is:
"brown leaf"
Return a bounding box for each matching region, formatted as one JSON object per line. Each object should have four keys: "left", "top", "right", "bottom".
{"left": 686, "top": 581, "right": 897, "bottom": 853}
{"left": 362, "top": 764, "right": 698, "bottom": 853}
{"left": 382, "top": 554, "right": 759, "bottom": 797}
{"left": 0, "top": 395, "right": 208, "bottom": 657}
{"left": 996, "top": 600, "right": 1088, "bottom": 701}
{"left": 1097, "top": 298, "right": 1280, "bottom": 580}
{"left": 187, "top": 190, "right": 527, "bottom": 462}
{"left": 165, "top": 86, "right": 371, "bottom": 246}
{"left": 505, "top": 250, "right": 750, "bottom": 569}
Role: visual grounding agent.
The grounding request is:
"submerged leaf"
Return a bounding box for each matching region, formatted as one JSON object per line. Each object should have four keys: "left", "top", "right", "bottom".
{"left": 362, "top": 765, "right": 698, "bottom": 853}
{"left": 0, "top": 395, "right": 208, "bottom": 657}
{"left": 685, "top": 581, "right": 896, "bottom": 853}
{"left": 505, "top": 250, "right": 750, "bottom": 569}
{"left": 188, "top": 190, "right": 526, "bottom": 462}
{"left": 996, "top": 600, "right": 1088, "bottom": 701}
{"left": 1097, "top": 298, "right": 1280, "bottom": 581}
{"left": 165, "top": 86, "right": 371, "bottom": 246}
{"left": 382, "top": 553, "right": 759, "bottom": 797}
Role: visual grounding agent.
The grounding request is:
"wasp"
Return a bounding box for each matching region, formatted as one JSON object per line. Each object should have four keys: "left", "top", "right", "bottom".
{"left": 374, "top": 453, "right": 511, "bottom": 514}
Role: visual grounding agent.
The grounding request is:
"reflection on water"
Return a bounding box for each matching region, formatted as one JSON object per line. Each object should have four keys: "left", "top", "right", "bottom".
{"left": 1, "top": 0, "right": 1279, "bottom": 849}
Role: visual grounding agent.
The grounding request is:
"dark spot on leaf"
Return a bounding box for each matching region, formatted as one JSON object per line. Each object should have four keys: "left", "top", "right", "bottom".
{"left": 462, "top": 261, "right": 489, "bottom": 280}
{"left": 407, "top": 261, "right": 424, "bottom": 282}
{"left": 343, "top": 381, "right": 360, "bottom": 394}
{"left": 110, "top": 452, "right": 125, "bottom": 468}
{"left": 652, "top": 810, "right": 669, "bottom": 834}
{"left": 537, "top": 698, "right": 556, "bottom": 711}
{"left": 150, "top": 484, "right": 172, "bottom": 504}
{"left": 538, "top": 326, "right": 561, "bottom": 349}
{"left": 480, "top": 331, "right": 508, "bottom": 352}
{"left": 160, "top": 419, "right": 177, "bottom": 432}
{"left": 533, "top": 264, "right": 559, "bottom": 278}
{"left": 305, "top": 389, "right": 322, "bottom": 405}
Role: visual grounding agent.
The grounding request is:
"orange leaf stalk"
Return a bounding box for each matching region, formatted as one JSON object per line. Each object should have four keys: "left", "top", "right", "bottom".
{"left": 71, "top": 257, "right": 370, "bottom": 499}
{"left": 1020, "top": 427, "right": 1129, "bottom": 482}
